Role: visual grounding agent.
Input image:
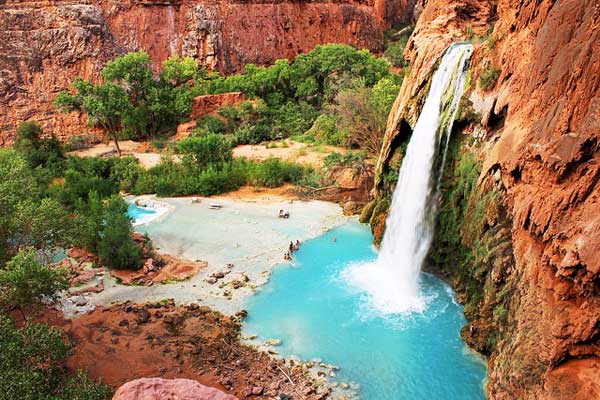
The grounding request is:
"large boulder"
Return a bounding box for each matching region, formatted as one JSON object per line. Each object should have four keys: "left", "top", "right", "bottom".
{"left": 113, "top": 378, "right": 238, "bottom": 400}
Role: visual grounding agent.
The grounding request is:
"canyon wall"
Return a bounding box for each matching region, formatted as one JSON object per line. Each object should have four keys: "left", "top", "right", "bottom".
{"left": 0, "top": 0, "right": 419, "bottom": 144}
{"left": 375, "top": 0, "right": 600, "bottom": 398}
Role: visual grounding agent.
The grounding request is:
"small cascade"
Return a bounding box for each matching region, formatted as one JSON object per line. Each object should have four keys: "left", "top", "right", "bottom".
{"left": 346, "top": 43, "right": 473, "bottom": 314}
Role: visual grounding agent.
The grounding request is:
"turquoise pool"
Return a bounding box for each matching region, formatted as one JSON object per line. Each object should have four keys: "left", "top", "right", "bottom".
{"left": 243, "top": 220, "right": 486, "bottom": 399}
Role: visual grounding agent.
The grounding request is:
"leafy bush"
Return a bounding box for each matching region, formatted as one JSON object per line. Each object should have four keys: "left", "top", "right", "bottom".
{"left": 194, "top": 115, "right": 227, "bottom": 134}
{"left": 324, "top": 151, "right": 367, "bottom": 170}
{"left": 305, "top": 114, "right": 347, "bottom": 146}
{"left": 97, "top": 196, "right": 142, "bottom": 270}
{"left": 0, "top": 315, "right": 112, "bottom": 400}
{"left": 0, "top": 250, "right": 68, "bottom": 314}
{"left": 177, "top": 134, "right": 233, "bottom": 169}
{"left": 13, "top": 122, "right": 64, "bottom": 175}
{"left": 247, "top": 158, "right": 305, "bottom": 188}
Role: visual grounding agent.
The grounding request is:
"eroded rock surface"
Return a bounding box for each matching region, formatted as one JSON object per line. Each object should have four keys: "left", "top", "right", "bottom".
{"left": 0, "top": 0, "right": 419, "bottom": 143}
{"left": 376, "top": 0, "right": 600, "bottom": 398}
{"left": 113, "top": 378, "right": 238, "bottom": 400}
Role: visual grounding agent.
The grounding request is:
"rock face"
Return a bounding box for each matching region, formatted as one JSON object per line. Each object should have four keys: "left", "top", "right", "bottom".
{"left": 0, "top": 0, "right": 419, "bottom": 144}
{"left": 191, "top": 92, "right": 245, "bottom": 120}
{"left": 113, "top": 378, "right": 239, "bottom": 400}
{"left": 375, "top": 0, "right": 600, "bottom": 399}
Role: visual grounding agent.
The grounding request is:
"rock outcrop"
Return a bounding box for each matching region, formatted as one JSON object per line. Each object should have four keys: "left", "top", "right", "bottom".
{"left": 375, "top": 0, "right": 600, "bottom": 398}
{"left": 0, "top": 0, "right": 420, "bottom": 144}
{"left": 113, "top": 378, "right": 238, "bottom": 400}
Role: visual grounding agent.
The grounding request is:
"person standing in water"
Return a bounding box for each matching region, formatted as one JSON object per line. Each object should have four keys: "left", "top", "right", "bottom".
{"left": 332, "top": 235, "right": 336, "bottom": 243}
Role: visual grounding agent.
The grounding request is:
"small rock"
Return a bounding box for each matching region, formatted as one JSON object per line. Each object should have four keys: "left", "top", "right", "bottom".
{"left": 118, "top": 319, "right": 129, "bottom": 327}
{"left": 206, "top": 277, "right": 217, "bottom": 284}
{"left": 251, "top": 386, "right": 263, "bottom": 395}
{"left": 71, "top": 295, "right": 88, "bottom": 306}
{"left": 264, "top": 339, "right": 282, "bottom": 346}
{"left": 213, "top": 271, "right": 225, "bottom": 279}
{"left": 137, "top": 307, "right": 151, "bottom": 324}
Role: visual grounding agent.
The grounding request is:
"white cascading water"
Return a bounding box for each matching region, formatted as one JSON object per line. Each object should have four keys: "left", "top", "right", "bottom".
{"left": 345, "top": 43, "right": 473, "bottom": 314}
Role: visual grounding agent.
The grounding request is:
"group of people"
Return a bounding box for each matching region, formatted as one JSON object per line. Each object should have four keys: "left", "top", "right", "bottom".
{"left": 284, "top": 240, "right": 301, "bottom": 260}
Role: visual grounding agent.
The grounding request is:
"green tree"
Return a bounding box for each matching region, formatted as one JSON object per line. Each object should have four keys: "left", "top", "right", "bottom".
{"left": 13, "top": 121, "right": 64, "bottom": 173}
{"left": 74, "top": 191, "right": 105, "bottom": 254}
{"left": 55, "top": 79, "right": 131, "bottom": 156}
{"left": 177, "top": 134, "right": 233, "bottom": 169}
{"left": 97, "top": 196, "right": 142, "bottom": 270}
{"left": 0, "top": 315, "right": 112, "bottom": 400}
{"left": 0, "top": 150, "right": 73, "bottom": 265}
{"left": 330, "top": 74, "right": 402, "bottom": 153}
{"left": 0, "top": 250, "right": 68, "bottom": 317}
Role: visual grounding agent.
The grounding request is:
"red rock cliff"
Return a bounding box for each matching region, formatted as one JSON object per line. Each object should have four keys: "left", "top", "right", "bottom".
{"left": 0, "top": 0, "right": 419, "bottom": 144}
{"left": 376, "top": 0, "right": 600, "bottom": 398}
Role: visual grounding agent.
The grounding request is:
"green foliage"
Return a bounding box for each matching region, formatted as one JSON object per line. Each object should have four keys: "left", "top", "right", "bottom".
{"left": 14, "top": 122, "right": 64, "bottom": 174}
{"left": 305, "top": 114, "right": 347, "bottom": 146}
{"left": 479, "top": 64, "right": 501, "bottom": 90}
{"left": 384, "top": 42, "right": 406, "bottom": 67}
{"left": 328, "top": 74, "right": 402, "bottom": 153}
{"left": 194, "top": 115, "right": 228, "bottom": 135}
{"left": 465, "top": 25, "right": 474, "bottom": 39}
{"left": 0, "top": 150, "right": 73, "bottom": 265}
{"left": 55, "top": 52, "right": 204, "bottom": 143}
{"left": 247, "top": 158, "right": 305, "bottom": 188}
{"left": 177, "top": 134, "right": 233, "bottom": 169}
{"left": 323, "top": 151, "right": 366, "bottom": 170}
{"left": 52, "top": 156, "right": 118, "bottom": 207}
{"left": 73, "top": 191, "right": 104, "bottom": 254}
{"left": 359, "top": 200, "right": 377, "bottom": 224}
{"left": 0, "top": 250, "right": 68, "bottom": 312}
{"left": 0, "top": 315, "right": 112, "bottom": 400}
{"left": 97, "top": 196, "right": 142, "bottom": 270}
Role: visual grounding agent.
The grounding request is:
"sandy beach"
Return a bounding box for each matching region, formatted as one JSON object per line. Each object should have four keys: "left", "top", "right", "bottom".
{"left": 87, "top": 194, "right": 347, "bottom": 315}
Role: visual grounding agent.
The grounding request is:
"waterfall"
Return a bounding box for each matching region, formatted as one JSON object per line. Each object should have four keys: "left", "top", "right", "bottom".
{"left": 345, "top": 43, "right": 472, "bottom": 314}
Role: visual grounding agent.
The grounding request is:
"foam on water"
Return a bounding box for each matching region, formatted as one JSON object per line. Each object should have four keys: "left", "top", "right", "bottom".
{"left": 346, "top": 43, "right": 473, "bottom": 314}
{"left": 243, "top": 221, "right": 487, "bottom": 399}
{"left": 127, "top": 201, "right": 169, "bottom": 226}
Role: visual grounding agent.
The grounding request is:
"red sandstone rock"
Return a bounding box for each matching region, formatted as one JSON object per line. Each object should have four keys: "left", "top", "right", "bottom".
{"left": 113, "top": 378, "right": 239, "bottom": 400}
{"left": 376, "top": 0, "right": 600, "bottom": 398}
{"left": 0, "top": 0, "right": 420, "bottom": 143}
{"left": 190, "top": 93, "right": 245, "bottom": 120}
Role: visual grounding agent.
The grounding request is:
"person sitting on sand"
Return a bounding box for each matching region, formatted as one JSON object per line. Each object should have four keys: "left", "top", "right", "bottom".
{"left": 284, "top": 251, "right": 291, "bottom": 261}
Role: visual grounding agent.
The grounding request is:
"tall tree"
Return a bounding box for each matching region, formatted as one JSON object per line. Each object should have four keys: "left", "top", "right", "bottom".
{"left": 55, "top": 79, "right": 131, "bottom": 156}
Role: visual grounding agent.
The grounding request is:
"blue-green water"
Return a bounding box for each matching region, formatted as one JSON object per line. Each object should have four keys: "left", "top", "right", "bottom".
{"left": 243, "top": 221, "right": 486, "bottom": 399}
{"left": 127, "top": 202, "right": 157, "bottom": 225}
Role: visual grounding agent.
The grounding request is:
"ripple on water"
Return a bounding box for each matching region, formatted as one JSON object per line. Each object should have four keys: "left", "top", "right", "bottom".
{"left": 243, "top": 220, "right": 487, "bottom": 400}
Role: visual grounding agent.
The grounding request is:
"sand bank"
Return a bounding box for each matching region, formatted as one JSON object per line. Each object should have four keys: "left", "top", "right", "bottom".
{"left": 87, "top": 195, "right": 346, "bottom": 315}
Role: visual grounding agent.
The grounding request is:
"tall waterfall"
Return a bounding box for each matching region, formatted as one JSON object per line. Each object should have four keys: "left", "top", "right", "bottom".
{"left": 346, "top": 43, "right": 473, "bottom": 314}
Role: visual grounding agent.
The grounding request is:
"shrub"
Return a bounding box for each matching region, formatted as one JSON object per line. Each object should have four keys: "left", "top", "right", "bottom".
{"left": 247, "top": 158, "right": 305, "bottom": 188}
{"left": 97, "top": 196, "right": 142, "bottom": 270}
{"left": 479, "top": 64, "right": 501, "bottom": 90}
{"left": 194, "top": 115, "right": 227, "bottom": 134}
{"left": 177, "top": 134, "right": 233, "bottom": 169}
{"left": 0, "top": 250, "right": 68, "bottom": 314}
{"left": 0, "top": 315, "right": 113, "bottom": 399}
{"left": 384, "top": 42, "right": 406, "bottom": 67}
{"left": 305, "top": 114, "right": 347, "bottom": 146}
{"left": 13, "top": 122, "right": 64, "bottom": 174}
